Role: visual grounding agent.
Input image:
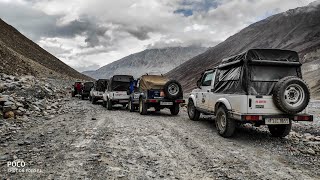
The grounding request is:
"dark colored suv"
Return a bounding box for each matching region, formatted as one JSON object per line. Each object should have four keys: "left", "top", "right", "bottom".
{"left": 129, "top": 75, "right": 185, "bottom": 115}
{"left": 71, "top": 82, "right": 82, "bottom": 97}
{"left": 81, "top": 81, "right": 94, "bottom": 100}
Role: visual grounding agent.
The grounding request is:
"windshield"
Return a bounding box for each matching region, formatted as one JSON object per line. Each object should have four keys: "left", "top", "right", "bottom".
{"left": 251, "top": 65, "right": 298, "bottom": 82}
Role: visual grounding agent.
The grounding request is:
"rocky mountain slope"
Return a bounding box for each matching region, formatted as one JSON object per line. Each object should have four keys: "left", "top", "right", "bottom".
{"left": 83, "top": 46, "right": 207, "bottom": 79}
{"left": 0, "top": 18, "right": 90, "bottom": 80}
{"left": 167, "top": 1, "right": 320, "bottom": 98}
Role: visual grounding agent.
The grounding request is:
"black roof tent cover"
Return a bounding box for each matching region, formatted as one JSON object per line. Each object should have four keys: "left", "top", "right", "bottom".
{"left": 108, "top": 75, "right": 134, "bottom": 91}
{"left": 111, "top": 75, "right": 134, "bottom": 83}
{"left": 213, "top": 49, "right": 302, "bottom": 95}
{"left": 96, "top": 79, "right": 109, "bottom": 92}
{"left": 219, "top": 49, "right": 301, "bottom": 69}
{"left": 83, "top": 82, "right": 94, "bottom": 91}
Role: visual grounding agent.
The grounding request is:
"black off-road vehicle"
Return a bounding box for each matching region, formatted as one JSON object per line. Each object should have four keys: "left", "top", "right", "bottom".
{"left": 129, "top": 75, "right": 185, "bottom": 115}
{"left": 81, "top": 81, "right": 94, "bottom": 100}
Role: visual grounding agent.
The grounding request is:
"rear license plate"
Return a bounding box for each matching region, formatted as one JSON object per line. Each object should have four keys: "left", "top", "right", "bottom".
{"left": 160, "top": 102, "right": 173, "bottom": 106}
{"left": 265, "top": 118, "right": 290, "bottom": 125}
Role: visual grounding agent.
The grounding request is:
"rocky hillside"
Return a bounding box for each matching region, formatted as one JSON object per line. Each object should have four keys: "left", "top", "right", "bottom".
{"left": 0, "top": 18, "right": 90, "bottom": 80}
{"left": 167, "top": 2, "right": 320, "bottom": 98}
{"left": 83, "top": 46, "right": 207, "bottom": 79}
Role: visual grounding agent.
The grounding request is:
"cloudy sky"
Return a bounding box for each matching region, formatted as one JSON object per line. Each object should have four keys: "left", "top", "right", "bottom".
{"left": 0, "top": 0, "right": 315, "bottom": 72}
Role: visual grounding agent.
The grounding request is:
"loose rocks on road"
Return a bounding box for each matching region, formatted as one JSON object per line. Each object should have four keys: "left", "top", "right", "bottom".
{"left": 0, "top": 98, "right": 319, "bottom": 179}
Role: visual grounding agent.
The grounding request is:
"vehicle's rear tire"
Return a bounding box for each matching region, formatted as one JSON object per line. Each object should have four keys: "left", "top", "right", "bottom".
{"left": 92, "top": 97, "right": 97, "bottom": 104}
{"left": 102, "top": 100, "right": 107, "bottom": 108}
{"left": 71, "top": 91, "right": 75, "bottom": 97}
{"left": 187, "top": 99, "right": 200, "bottom": 121}
{"left": 163, "top": 80, "right": 183, "bottom": 100}
{"left": 106, "top": 98, "right": 113, "bottom": 110}
{"left": 170, "top": 104, "right": 180, "bottom": 115}
{"left": 89, "top": 96, "right": 92, "bottom": 101}
{"left": 81, "top": 95, "right": 85, "bottom": 100}
{"left": 129, "top": 98, "right": 135, "bottom": 112}
{"left": 139, "top": 98, "right": 148, "bottom": 115}
{"left": 273, "top": 76, "right": 310, "bottom": 114}
{"left": 215, "top": 106, "right": 236, "bottom": 138}
{"left": 268, "top": 121, "right": 292, "bottom": 137}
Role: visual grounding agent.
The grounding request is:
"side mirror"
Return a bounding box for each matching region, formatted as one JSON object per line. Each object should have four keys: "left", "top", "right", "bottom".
{"left": 197, "top": 80, "right": 201, "bottom": 89}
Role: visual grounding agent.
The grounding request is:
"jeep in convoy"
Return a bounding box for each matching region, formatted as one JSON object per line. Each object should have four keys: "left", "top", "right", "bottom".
{"left": 188, "top": 49, "right": 313, "bottom": 137}
{"left": 71, "top": 81, "right": 82, "bottom": 97}
{"left": 129, "top": 74, "right": 185, "bottom": 115}
{"left": 81, "top": 81, "right": 94, "bottom": 100}
{"left": 90, "top": 79, "right": 108, "bottom": 104}
{"left": 102, "top": 75, "right": 133, "bottom": 110}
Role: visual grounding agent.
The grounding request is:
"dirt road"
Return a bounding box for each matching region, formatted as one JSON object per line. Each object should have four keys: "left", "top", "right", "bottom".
{"left": 1, "top": 98, "right": 319, "bottom": 179}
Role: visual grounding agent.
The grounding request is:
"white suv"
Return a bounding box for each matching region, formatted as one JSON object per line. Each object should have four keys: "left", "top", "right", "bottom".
{"left": 188, "top": 49, "right": 313, "bottom": 138}
{"left": 102, "top": 75, "right": 133, "bottom": 110}
{"left": 90, "top": 79, "right": 108, "bottom": 104}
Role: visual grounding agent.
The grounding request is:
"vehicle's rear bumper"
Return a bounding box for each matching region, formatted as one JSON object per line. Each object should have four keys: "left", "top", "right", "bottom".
{"left": 230, "top": 112, "right": 313, "bottom": 123}
{"left": 111, "top": 99, "right": 129, "bottom": 104}
{"left": 82, "top": 92, "right": 90, "bottom": 96}
{"left": 144, "top": 99, "right": 185, "bottom": 105}
{"left": 93, "top": 95, "right": 103, "bottom": 99}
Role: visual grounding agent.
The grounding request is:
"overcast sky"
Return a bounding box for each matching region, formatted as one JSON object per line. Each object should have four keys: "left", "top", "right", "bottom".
{"left": 0, "top": 0, "right": 315, "bottom": 72}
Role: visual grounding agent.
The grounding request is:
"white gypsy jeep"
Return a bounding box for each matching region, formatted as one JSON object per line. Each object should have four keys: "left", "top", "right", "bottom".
{"left": 102, "top": 75, "right": 133, "bottom": 110}
{"left": 188, "top": 49, "right": 313, "bottom": 138}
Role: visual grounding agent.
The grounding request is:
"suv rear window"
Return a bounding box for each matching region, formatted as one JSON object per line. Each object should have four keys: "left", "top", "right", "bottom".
{"left": 251, "top": 65, "right": 298, "bottom": 81}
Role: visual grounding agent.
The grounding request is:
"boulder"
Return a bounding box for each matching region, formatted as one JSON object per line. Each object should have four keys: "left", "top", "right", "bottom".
{"left": 0, "top": 95, "right": 8, "bottom": 103}
{"left": 4, "top": 111, "right": 15, "bottom": 119}
{"left": 2, "top": 106, "right": 12, "bottom": 113}
{"left": 0, "top": 83, "right": 6, "bottom": 93}
{"left": 16, "top": 102, "right": 23, "bottom": 107}
{"left": 18, "top": 107, "right": 27, "bottom": 113}
{"left": 307, "top": 148, "right": 316, "bottom": 155}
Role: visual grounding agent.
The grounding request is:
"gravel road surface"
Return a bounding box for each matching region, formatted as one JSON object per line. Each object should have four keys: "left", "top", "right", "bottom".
{"left": 1, "top": 98, "right": 319, "bottom": 179}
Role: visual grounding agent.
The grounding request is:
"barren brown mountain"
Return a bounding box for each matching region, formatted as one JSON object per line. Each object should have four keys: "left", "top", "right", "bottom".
{"left": 167, "top": 2, "right": 320, "bottom": 98}
{"left": 0, "top": 18, "right": 91, "bottom": 80}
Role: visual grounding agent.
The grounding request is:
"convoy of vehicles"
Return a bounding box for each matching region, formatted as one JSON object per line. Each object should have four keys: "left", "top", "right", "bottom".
{"left": 102, "top": 75, "right": 133, "bottom": 110}
{"left": 72, "top": 49, "right": 313, "bottom": 138}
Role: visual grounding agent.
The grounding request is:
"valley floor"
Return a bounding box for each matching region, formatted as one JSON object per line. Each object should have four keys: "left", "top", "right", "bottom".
{"left": 0, "top": 98, "right": 320, "bottom": 179}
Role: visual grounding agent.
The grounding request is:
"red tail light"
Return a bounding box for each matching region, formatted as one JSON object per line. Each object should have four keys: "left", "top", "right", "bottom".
{"left": 245, "top": 115, "right": 262, "bottom": 121}
{"left": 294, "top": 116, "right": 310, "bottom": 121}
{"left": 147, "top": 99, "right": 158, "bottom": 103}
{"left": 175, "top": 100, "right": 185, "bottom": 103}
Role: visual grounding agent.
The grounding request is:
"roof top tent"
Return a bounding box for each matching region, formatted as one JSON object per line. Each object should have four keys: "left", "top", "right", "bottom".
{"left": 108, "top": 75, "right": 134, "bottom": 91}
{"left": 95, "top": 79, "right": 109, "bottom": 92}
{"left": 213, "top": 49, "right": 302, "bottom": 95}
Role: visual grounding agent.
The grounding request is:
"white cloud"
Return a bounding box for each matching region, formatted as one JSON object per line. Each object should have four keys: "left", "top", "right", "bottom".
{"left": 0, "top": 0, "right": 317, "bottom": 72}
